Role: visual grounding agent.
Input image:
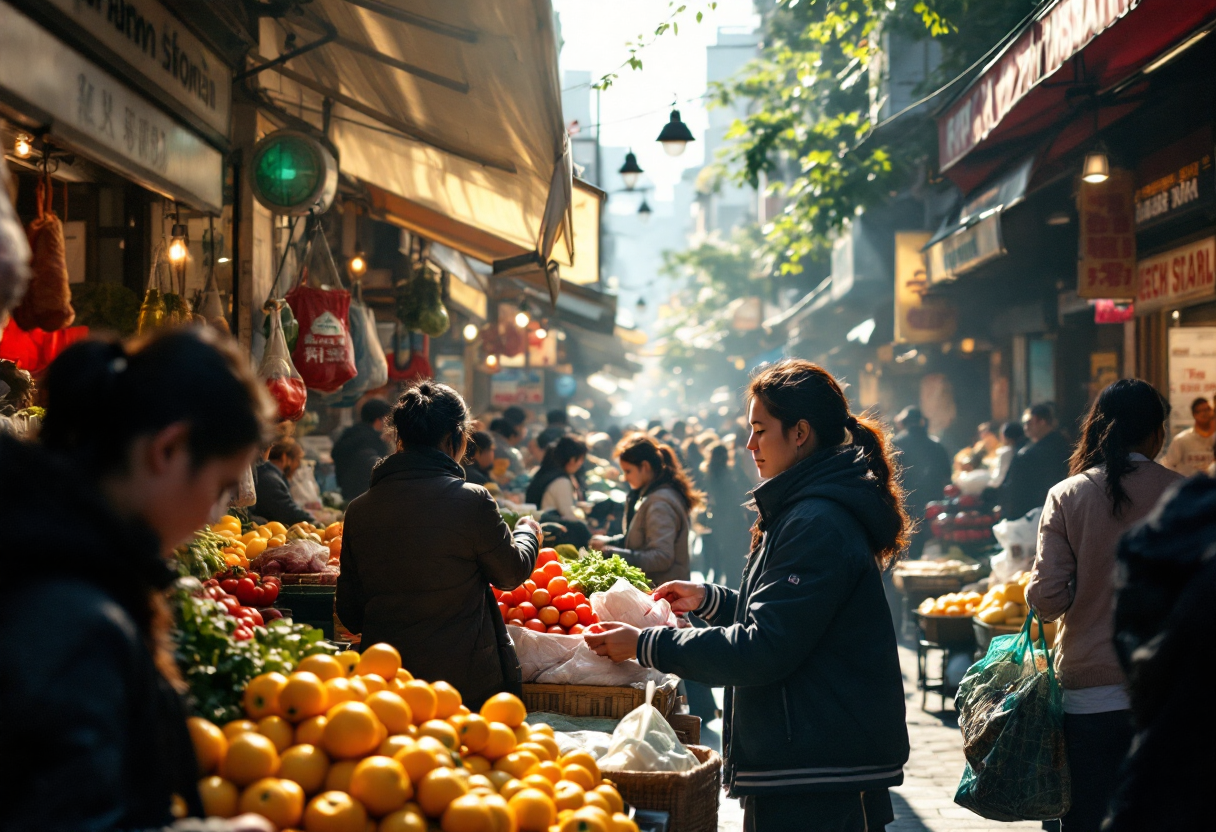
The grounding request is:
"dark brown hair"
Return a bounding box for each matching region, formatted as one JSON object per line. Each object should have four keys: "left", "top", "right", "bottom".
{"left": 615, "top": 433, "right": 705, "bottom": 513}
{"left": 747, "top": 359, "right": 910, "bottom": 569}
{"left": 1070, "top": 379, "right": 1167, "bottom": 517}
{"left": 392, "top": 380, "right": 471, "bottom": 453}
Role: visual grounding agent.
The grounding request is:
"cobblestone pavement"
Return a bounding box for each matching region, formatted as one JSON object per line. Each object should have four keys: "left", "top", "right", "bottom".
{"left": 709, "top": 645, "right": 1043, "bottom": 831}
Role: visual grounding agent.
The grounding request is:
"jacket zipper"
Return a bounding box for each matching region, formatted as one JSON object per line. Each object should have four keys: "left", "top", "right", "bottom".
{"left": 860, "top": 791, "right": 869, "bottom": 832}
{"left": 780, "top": 685, "right": 792, "bottom": 742}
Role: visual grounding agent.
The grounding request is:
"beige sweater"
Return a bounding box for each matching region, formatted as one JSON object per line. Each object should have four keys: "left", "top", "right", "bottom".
{"left": 1026, "top": 458, "right": 1182, "bottom": 689}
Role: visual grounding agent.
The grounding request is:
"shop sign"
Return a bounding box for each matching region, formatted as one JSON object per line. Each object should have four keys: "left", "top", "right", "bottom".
{"left": 0, "top": 2, "right": 222, "bottom": 211}
{"left": 490, "top": 369, "right": 544, "bottom": 407}
{"left": 1134, "top": 127, "right": 1214, "bottom": 229}
{"left": 1077, "top": 169, "right": 1136, "bottom": 299}
{"left": 926, "top": 212, "right": 1004, "bottom": 283}
{"left": 939, "top": 0, "right": 1139, "bottom": 171}
{"left": 433, "top": 354, "right": 466, "bottom": 396}
{"left": 894, "top": 231, "right": 957, "bottom": 343}
{"left": 1135, "top": 236, "right": 1216, "bottom": 313}
{"left": 41, "top": 0, "right": 232, "bottom": 136}
{"left": 1167, "top": 327, "right": 1216, "bottom": 436}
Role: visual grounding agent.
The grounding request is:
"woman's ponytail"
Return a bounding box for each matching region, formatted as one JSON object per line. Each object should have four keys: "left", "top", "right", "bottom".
{"left": 848, "top": 415, "right": 911, "bottom": 568}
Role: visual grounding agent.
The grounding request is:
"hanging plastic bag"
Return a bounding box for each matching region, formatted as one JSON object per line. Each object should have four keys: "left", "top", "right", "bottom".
{"left": 137, "top": 240, "right": 172, "bottom": 334}
{"left": 315, "top": 288, "right": 388, "bottom": 408}
{"left": 259, "top": 299, "right": 307, "bottom": 422}
{"left": 591, "top": 578, "right": 679, "bottom": 629}
{"left": 0, "top": 155, "right": 30, "bottom": 321}
{"left": 13, "top": 176, "right": 73, "bottom": 332}
{"left": 286, "top": 224, "right": 357, "bottom": 393}
{"left": 230, "top": 464, "right": 257, "bottom": 508}
{"left": 599, "top": 684, "right": 698, "bottom": 773}
{"left": 954, "top": 611, "right": 1070, "bottom": 821}
{"left": 386, "top": 324, "right": 432, "bottom": 382}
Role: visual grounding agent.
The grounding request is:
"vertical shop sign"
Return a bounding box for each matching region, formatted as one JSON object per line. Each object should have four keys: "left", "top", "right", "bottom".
{"left": 895, "top": 232, "right": 957, "bottom": 343}
{"left": 1167, "top": 328, "right": 1216, "bottom": 436}
{"left": 1077, "top": 169, "right": 1136, "bottom": 299}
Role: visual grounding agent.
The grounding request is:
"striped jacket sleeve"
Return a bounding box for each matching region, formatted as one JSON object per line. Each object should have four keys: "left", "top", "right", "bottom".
{"left": 637, "top": 582, "right": 737, "bottom": 668}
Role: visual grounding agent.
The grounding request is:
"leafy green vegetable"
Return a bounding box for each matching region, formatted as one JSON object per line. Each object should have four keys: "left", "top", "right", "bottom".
{"left": 69, "top": 282, "right": 141, "bottom": 335}
{"left": 174, "top": 527, "right": 229, "bottom": 579}
{"left": 561, "top": 548, "right": 651, "bottom": 594}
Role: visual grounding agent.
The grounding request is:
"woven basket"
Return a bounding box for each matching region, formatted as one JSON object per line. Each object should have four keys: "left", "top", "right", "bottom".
{"left": 606, "top": 745, "right": 721, "bottom": 832}
{"left": 522, "top": 681, "right": 678, "bottom": 719}
{"left": 891, "top": 570, "right": 974, "bottom": 596}
{"left": 916, "top": 612, "right": 978, "bottom": 647}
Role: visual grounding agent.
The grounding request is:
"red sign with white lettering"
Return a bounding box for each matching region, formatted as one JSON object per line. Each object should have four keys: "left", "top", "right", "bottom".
{"left": 1078, "top": 169, "right": 1137, "bottom": 299}
{"left": 1136, "top": 237, "right": 1216, "bottom": 313}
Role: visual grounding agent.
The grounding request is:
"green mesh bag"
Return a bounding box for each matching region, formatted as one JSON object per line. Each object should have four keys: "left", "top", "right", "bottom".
{"left": 954, "top": 612, "right": 1071, "bottom": 821}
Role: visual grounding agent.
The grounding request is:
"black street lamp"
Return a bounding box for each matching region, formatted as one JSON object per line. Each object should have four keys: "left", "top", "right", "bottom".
{"left": 656, "top": 109, "right": 695, "bottom": 157}
{"left": 619, "top": 149, "right": 644, "bottom": 190}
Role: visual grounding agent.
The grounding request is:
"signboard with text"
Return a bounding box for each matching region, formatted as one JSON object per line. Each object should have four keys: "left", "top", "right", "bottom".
{"left": 1167, "top": 328, "right": 1216, "bottom": 437}
{"left": 895, "top": 231, "right": 957, "bottom": 343}
{"left": 1077, "top": 169, "right": 1136, "bottom": 299}
{"left": 490, "top": 370, "right": 544, "bottom": 407}
{"left": 1136, "top": 237, "right": 1216, "bottom": 314}
{"left": 1134, "top": 126, "right": 1214, "bottom": 230}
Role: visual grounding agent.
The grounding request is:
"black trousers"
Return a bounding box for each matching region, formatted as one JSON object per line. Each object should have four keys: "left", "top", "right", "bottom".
{"left": 1061, "top": 710, "right": 1135, "bottom": 832}
{"left": 742, "top": 789, "right": 893, "bottom": 832}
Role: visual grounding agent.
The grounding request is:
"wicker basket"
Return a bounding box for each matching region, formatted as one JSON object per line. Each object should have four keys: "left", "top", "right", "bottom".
{"left": 915, "top": 612, "right": 977, "bottom": 647}
{"left": 666, "top": 713, "right": 701, "bottom": 746}
{"left": 521, "top": 681, "right": 678, "bottom": 719}
{"left": 606, "top": 745, "right": 721, "bottom": 832}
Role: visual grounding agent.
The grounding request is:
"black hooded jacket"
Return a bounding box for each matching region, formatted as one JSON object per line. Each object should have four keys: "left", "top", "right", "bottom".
{"left": 0, "top": 434, "right": 202, "bottom": 831}
{"left": 637, "top": 447, "right": 910, "bottom": 797}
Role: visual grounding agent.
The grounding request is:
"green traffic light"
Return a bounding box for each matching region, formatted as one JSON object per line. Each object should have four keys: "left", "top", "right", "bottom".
{"left": 254, "top": 134, "right": 321, "bottom": 208}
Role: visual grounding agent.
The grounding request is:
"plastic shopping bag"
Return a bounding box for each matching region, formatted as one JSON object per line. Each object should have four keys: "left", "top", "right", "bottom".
{"left": 510, "top": 624, "right": 668, "bottom": 687}
{"left": 989, "top": 508, "right": 1041, "bottom": 583}
{"left": 314, "top": 296, "right": 388, "bottom": 407}
{"left": 230, "top": 464, "right": 257, "bottom": 508}
{"left": 259, "top": 300, "right": 307, "bottom": 422}
{"left": 599, "top": 685, "right": 698, "bottom": 773}
{"left": 954, "top": 612, "right": 1070, "bottom": 821}
{"left": 286, "top": 226, "right": 357, "bottom": 393}
{"left": 591, "top": 578, "right": 678, "bottom": 629}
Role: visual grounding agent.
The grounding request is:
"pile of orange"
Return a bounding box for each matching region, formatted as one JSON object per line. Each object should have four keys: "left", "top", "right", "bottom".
{"left": 189, "top": 642, "right": 637, "bottom": 832}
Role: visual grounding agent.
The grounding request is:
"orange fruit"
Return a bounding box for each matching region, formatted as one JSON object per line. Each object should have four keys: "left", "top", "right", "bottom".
{"left": 279, "top": 743, "right": 330, "bottom": 795}
{"left": 244, "top": 672, "right": 288, "bottom": 719}
{"left": 366, "top": 691, "right": 414, "bottom": 735}
{"left": 188, "top": 717, "right": 228, "bottom": 775}
{"left": 297, "top": 715, "right": 329, "bottom": 746}
{"left": 492, "top": 750, "right": 540, "bottom": 780}
{"left": 512, "top": 725, "right": 531, "bottom": 744}
{"left": 324, "top": 677, "right": 361, "bottom": 707}
{"left": 611, "top": 812, "right": 640, "bottom": 832}
{"left": 440, "top": 794, "right": 494, "bottom": 832}
{"left": 335, "top": 651, "right": 362, "bottom": 677}
{"left": 349, "top": 756, "right": 413, "bottom": 817}
{"left": 380, "top": 807, "right": 428, "bottom": 832}
{"left": 467, "top": 774, "right": 496, "bottom": 794}
{"left": 221, "top": 731, "right": 281, "bottom": 786}
{"left": 481, "top": 794, "right": 513, "bottom": 832}
{"left": 395, "top": 736, "right": 449, "bottom": 783}
{"left": 453, "top": 715, "right": 490, "bottom": 754}
{"left": 480, "top": 693, "right": 527, "bottom": 729}
{"left": 239, "top": 777, "right": 305, "bottom": 829}
{"left": 298, "top": 654, "right": 346, "bottom": 682}
{"left": 553, "top": 781, "right": 585, "bottom": 811}
{"left": 198, "top": 775, "right": 239, "bottom": 818}
{"left": 357, "top": 643, "right": 403, "bottom": 680}
{"left": 528, "top": 723, "right": 554, "bottom": 738}
{"left": 399, "top": 681, "right": 438, "bottom": 724}
{"left": 527, "top": 734, "right": 560, "bottom": 761}
{"left": 281, "top": 672, "right": 329, "bottom": 722}
{"left": 515, "top": 742, "right": 553, "bottom": 763}
{"left": 463, "top": 755, "right": 492, "bottom": 775}
{"left": 304, "top": 790, "right": 369, "bottom": 832}
{"left": 594, "top": 785, "right": 623, "bottom": 814}
{"left": 325, "top": 759, "right": 359, "bottom": 793}
{"left": 560, "top": 808, "right": 610, "bottom": 832}
{"left": 533, "top": 761, "right": 563, "bottom": 785}
{"left": 520, "top": 774, "right": 555, "bottom": 798}
{"left": 581, "top": 791, "right": 611, "bottom": 813}
{"left": 485, "top": 770, "right": 514, "bottom": 792}
{"left": 416, "top": 767, "right": 470, "bottom": 818}
{"left": 418, "top": 719, "right": 460, "bottom": 751}
{"left": 361, "top": 674, "right": 389, "bottom": 695}
{"left": 498, "top": 778, "right": 528, "bottom": 802}
{"left": 508, "top": 788, "right": 556, "bottom": 832}
{"left": 348, "top": 675, "right": 369, "bottom": 700}
{"left": 559, "top": 765, "right": 596, "bottom": 792}
{"left": 223, "top": 719, "right": 259, "bottom": 740}
{"left": 481, "top": 723, "right": 517, "bottom": 760}
{"left": 431, "top": 682, "right": 462, "bottom": 719}
{"left": 380, "top": 734, "right": 416, "bottom": 758}
{"left": 559, "top": 752, "right": 601, "bottom": 783}
{"left": 323, "top": 701, "right": 383, "bottom": 759}
{"left": 258, "top": 715, "right": 296, "bottom": 752}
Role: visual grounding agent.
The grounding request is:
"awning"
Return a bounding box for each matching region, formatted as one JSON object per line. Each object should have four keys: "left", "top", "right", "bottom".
{"left": 253, "top": 0, "right": 572, "bottom": 269}
{"left": 924, "top": 157, "right": 1033, "bottom": 282}
{"left": 937, "top": 0, "right": 1216, "bottom": 193}
{"left": 563, "top": 320, "right": 643, "bottom": 376}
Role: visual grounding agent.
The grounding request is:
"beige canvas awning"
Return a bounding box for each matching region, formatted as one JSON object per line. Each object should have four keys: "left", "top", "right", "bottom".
{"left": 253, "top": 0, "right": 572, "bottom": 269}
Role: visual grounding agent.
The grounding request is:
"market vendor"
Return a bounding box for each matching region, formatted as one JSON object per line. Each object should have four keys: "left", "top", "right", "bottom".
{"left": 251, "top": 435, "right": 316, "bottom": 526}
{"left": 0, "top": 328, "right": 275, "bottom": 832}
{"left": 336, "top": 380, "right": 542, "bottom": 707}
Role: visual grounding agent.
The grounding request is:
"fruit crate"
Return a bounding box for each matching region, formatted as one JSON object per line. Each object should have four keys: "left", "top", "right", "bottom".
{"left": 275, "top": 584, "right": 335, "bottom": 639}
{"left": 915, "top": 612, "right": 978, "bottom": 648}
{"left": 607, "top": 745, "right": 721, "bottom": 832}
{"left": 522, "top": 680, "right": 678, "bottom": 719}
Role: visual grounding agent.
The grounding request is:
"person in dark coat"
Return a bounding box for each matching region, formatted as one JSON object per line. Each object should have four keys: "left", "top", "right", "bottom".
{"left": 251, "top": 437, "right": 315, "bottom": 526}
{"left": 463, "top": 430, "right": 496, "bottom": 486}
{"left": 1002, "top": 402, "right": 1073, "bottom": 519}
{"left": 892, "top": 406, "right": 951, "bottom": 558}
{"left": 700, "top": 442, "right": 752, "bottom": 588}
{"left": 333, "top": 398, "right": 393, "bottom": 500}
{"left": 587, "top": 360, "right": 911, "bottom": 832}
{"left": 336, "top": 381, "right": 542, "bottom": 707}
{"left": 0, "top": 329, "right": 273, "bottom": 832}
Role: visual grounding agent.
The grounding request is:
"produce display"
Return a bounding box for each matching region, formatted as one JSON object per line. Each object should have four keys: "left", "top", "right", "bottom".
{"left": 559, "top": 549, "right": 650, "bottom": 596}
{"left": 189, "top": 642, "right": 639, "bottom": 832}
{"left": 917, "top": 591, "right": 984, "bottom": 617}
{"left": 926, "top": 489, "right": 1000, "bottom": 546}
{"left": 974, "top": 572, "right": 1035, "bottom": 627}
{"left": 496, "top": 549, "right": 601, "bottom": 636}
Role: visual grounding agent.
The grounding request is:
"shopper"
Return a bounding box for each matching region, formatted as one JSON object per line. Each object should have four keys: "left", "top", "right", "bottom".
{"left": 525, "top": 434, "right": 588, "bottom": 521}
{"left": 893, "top": 405, "right": 951, "bottom": 558}
{"left": 489, "top": 417, "right": 527, "bottom": 478}
{"left": 1026, "top": 379, "right": 1182, "bottom": 832}
{"left": 1002, "top": 402, "right": 1071, "bottom": 519}
{"left": 535, "top": 407, "right": 571, "bottom": 451}
{"left": 463, "top": 430, "right": 496, "bottom": 486}
{"left": 700, "top": 442, "right": 752, "bottom": 588}
{"left": 1159, "top": 396, "right": 1214, "bottom": 477}
{"left": 589, "top": 433, "right": 703, "bottom": 586}
{"left": 0, "top": 329, "right": 275, "bottom": 832}
{"left": 990, "top": 421, "right": 1027, "bottom": 488}
{"left": 586, "top": 359, "right": 910, "bottom": 832}
{"left": 335, "top": 381, "right": 542, "bottom": 707}
{"left": 251, "top": 436, "right": 316, "bottom": 526}
{"left": 332, "top": 397, "right": 393, "bottom": 500}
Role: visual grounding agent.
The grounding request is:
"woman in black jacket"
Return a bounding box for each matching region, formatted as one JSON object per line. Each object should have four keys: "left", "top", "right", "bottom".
{"left": 335, "top": 381, "right": 542, "bottom": 707}
{"left": 587, "top": 359, "right": 911, "bottom": 832}
{"left": 0, "top": 329, "right": 274, "bottom": 832}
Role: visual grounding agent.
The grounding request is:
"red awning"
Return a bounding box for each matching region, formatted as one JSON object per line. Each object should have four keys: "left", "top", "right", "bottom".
{"left": 937, "top": 0, "right": 1216, "bottom": 194}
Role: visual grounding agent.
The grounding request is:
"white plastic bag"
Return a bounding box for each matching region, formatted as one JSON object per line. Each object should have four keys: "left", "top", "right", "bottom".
{"left": 599, "top": 701, "right": 698, "bottom": 773}
{"left": 290, "top": 458, "right": 324, "bottom": 512}
{"left": 230, "top": 464, "right": 257, "bottom": 507}
{"left": 590, "top": 578, "right": 678, "bottom": 629}
{"left": 990, "top": 508, "right": 1041, "bottom": 582}
{"left": 510, "top": 624, "right": 668, "bottom": 687}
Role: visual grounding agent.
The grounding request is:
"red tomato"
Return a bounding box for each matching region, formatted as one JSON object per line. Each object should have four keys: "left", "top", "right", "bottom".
{"left": 531, "top": 589, "right": 552, "bottom": 608}
{"left": 573, "top": 592, "right": 587, "bottom": 606}
{"left": 541, "top": 561, "right": 564, "bottom": 581}
{"left": 232, "top": 627, "right": 253, "bottom": 641}
{"left": 546, "top": 625, "right": 566, "bottom": 635}
{"left": 524, "top": 579, "right": 538, "bottom": 595}
{"left": 506, "top": 606, "right": 523, "bottom": 621}
{"left": 262, "top": 576, "right": 281, "bottom": 587}
{"left": 546, "top": 576, "right": 569, "bottom": 597}
{"left": 219, "top": 578, "right": 239, "bottom": 594}
{"left": 575, "top": 604, "right": 594, "bottom": 626}
{"left": 204, "top": 579, "right": 219, "bottom": 588}
{"left": 261, "top": 583, "right": 279, "bottom": 604}
{"left": 554, "top": 593, "right": 579, "bottom": 612}
{"left": 219, "top": 596, "right": 241, "bottom": 613}
{"left": 244, "top": 608, "right": 265, "bottom": 626}
{"left": 247, "top": 572, "right": 261, "bottom": 583}
{"left": 517, "top": 602, "right": 538, "bottom": 620}
{"left": 586, "top": 623, "right": 605, "bottom": 634}
{"left": 537, "top": 548, "right": 560, "bottom": 566}
{"left": 524, "top": 619, "right": 547, "bottom": 632}
{"left": 235, "top": 578, "right": 257, "bottom": 604}
{"left": 538, "top": 606, "right": 560, "bottom": 626}
{"left": 510, "top": 585, "right": 530, "bottom": 606}
{"left": 568, "top": 624, "right": 585, "bottom": 635}
{"left": 249, "top": 585, "right": 267, "bottom": 606}
{"left": 558, "top": 610, "right": 579, "bottom": 629}
{"left": 530, "top": 569, "right": 551, "bottom": 589}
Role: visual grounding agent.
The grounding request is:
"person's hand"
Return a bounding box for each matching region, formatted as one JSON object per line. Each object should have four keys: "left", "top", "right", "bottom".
{"left": 588, "top": 535, "right": 609, "bottom": 551}
{"left": 583, "top": 621, "right": 641, "bottom": 662}
{"left": 515, "top": 515, "right": 542, "bottom": 538}
{"left": 652, "top": 581, "right": 706, "bottom": 613}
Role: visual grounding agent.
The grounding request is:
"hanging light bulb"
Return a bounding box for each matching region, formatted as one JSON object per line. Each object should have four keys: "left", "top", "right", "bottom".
{"left": 348, "top": 251, "right": 367, "bottom": 278}
{"left": 535, "top": 327, "right": 548, "bottom": 340}
{"left": 515, "top": 299, "right": 531, "bottom": 328}
{"left": 486, "top": 354, "right": 499, "bottom": 368}
{"left": 462, "top": 323, "right": 479, "bottom": 341}
{"left": 168, "top": 223, "right": 189, "bottom": 264}
{"left": 1081, "top": 143, "right": 1110, "bottom": 184}
{"left": 13, "top": 133, "right": 32, "bottom": 158}
{"left": 656, "top": 109, "right": 695, "bottom": 157}
{"left": 619, "top": 149, "right": 643, "bottom": 190}
{"left": 636, "top": 296, "right": 647, "bottom": 311}
{"left": 637, "top": 198, "right": 653, "bottom": 221}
